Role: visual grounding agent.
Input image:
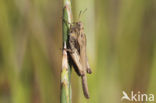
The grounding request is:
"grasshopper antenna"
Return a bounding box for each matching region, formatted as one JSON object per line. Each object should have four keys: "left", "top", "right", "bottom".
{"left": 78, "top": 10, "right": 82, "bottom": 20}
{"left": 78, "top": 8, "right": 87, "bottom": 20}
{"left": 82, "top": 8, "right": 87, "bottom": 15}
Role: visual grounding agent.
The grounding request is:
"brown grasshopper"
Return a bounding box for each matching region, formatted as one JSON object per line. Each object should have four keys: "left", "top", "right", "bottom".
{"left": 67, "top": 21, "right": 92, "bottom": 74}
{"left": 64, "top": 10, "right": 92, "bottom": 98}
{"left": 76, "top": 21, "right": 92, "bottom": 99}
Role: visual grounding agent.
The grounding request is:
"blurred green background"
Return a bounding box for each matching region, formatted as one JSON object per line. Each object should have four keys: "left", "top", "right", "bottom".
{"left": 0, "top": 0, "right": 156, "bottom": 103}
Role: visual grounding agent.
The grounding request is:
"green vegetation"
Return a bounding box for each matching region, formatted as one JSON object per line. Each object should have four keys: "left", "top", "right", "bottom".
{"left": 61, "top": 0, "right": 72, "bottom": 103}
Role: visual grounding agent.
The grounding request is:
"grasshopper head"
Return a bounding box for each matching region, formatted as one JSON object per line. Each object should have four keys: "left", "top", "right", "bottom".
{"left": 76, "top": 21, "right": 84, "bottom": 30}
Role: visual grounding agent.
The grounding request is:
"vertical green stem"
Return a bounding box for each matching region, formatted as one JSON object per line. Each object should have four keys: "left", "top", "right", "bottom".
{"left": 61, "top": 0, "right": 73, "bottom": 103}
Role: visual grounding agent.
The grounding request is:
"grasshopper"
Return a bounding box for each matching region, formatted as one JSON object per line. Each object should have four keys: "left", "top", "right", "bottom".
{"left": 67, "top": 22, "right": 92, "bottom": 73}
{"left": 63, "top": 9, "right": 92, "bottom": 99}
{"left": 76, "top": 21, "right": 92, "bottom": 99}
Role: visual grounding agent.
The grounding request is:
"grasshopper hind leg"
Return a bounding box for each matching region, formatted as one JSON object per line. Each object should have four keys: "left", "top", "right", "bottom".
{"left": 87, "top": 68, "right": 92, "bottom": 74}
{"left": 86, "top": 57, "right": 92, "bottom": 74}
{"left": 68, "top": 54, "right": 81, "bottom": 76}
{"left": 72, "top": 61, "right": 81, "bottom": 76}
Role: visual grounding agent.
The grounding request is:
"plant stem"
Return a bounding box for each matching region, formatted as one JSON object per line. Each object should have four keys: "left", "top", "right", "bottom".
{"left": 61, "top": 0, "right": 73, "bottom": 103}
